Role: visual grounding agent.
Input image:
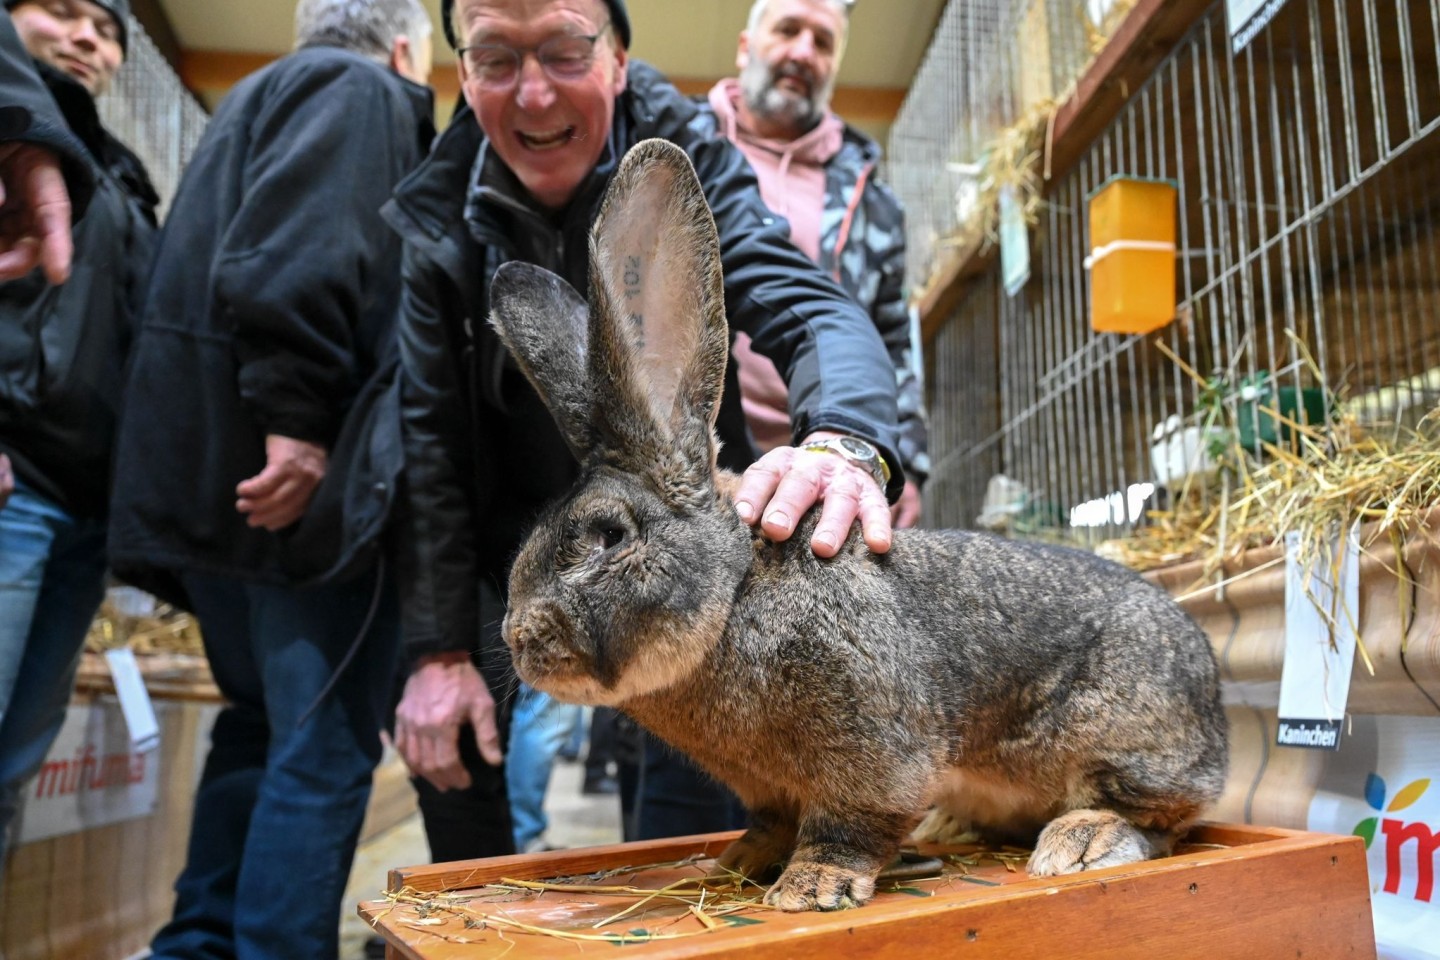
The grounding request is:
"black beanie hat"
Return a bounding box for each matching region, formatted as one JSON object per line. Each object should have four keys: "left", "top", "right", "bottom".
{"left": 4, "top": 0, "right": 129, "bottom": 53}
{"left": 441, "top": 0, "right": 630, "bottom": 51}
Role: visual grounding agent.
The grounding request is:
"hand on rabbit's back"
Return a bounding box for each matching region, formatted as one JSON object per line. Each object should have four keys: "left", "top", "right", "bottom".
{"left": 489, "top": 138, "right": 1227, "bottom": 911}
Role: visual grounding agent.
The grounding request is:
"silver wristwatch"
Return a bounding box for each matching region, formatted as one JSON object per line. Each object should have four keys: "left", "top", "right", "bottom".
{"left": 800, "top": 436, "right": 892, "bottom": 492}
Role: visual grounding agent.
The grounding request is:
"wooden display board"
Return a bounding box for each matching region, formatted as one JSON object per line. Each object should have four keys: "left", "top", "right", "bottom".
{"left": 0, "top": 689, "right": 215, "bottom": 960}
{"left": 359, "top": 823, "right": 1375, "bottom": 959}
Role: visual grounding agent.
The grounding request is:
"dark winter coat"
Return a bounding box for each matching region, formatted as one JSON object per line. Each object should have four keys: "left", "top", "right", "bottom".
{"left": 108, "top": 46, "right": 434, "bottom": 596}
{"left": 384, "top": 60, "right": 903, "bottom": 663}
{"left": 0, "top": 60, "right": 157, "bottom": 519}
{"left": 0, "top": 15, "right": 93, "bottom": 214}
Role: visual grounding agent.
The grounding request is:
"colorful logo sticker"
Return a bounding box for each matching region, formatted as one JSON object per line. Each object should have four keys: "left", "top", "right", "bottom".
{"left": 1354, "top": 773, "right": 1436, "bottom": 902}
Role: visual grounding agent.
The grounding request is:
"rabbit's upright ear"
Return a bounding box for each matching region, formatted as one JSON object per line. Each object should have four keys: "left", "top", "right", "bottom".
{"left": 586, "top": 139, "right": 729, "bottom": 487}
{"left": 489, "top": 262, "right": 593, "bottom": 458}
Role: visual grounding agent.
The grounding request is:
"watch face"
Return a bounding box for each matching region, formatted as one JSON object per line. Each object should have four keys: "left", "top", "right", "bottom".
{"left": 836, "top": 436, "right": 875, "bottom": 461}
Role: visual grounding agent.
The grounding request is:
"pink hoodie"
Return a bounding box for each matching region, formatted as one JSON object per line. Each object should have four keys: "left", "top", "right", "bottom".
{"left": 709, "top": 78, "right": 845, "bottom": 453}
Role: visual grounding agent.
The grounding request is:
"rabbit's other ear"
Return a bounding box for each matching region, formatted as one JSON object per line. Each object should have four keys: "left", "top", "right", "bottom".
{"left": 586, "top": 139, "right": 729, "bottom": 483}
{"left": 489, "top": 261, "right": 593, "bottom": 459}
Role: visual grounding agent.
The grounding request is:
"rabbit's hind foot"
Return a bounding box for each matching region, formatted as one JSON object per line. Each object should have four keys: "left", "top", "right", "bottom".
{"left": 908, "top": 807, "right": 982, "bottom": 846}
{"left": 764, "top": 860, "right": 877, "bottom": 911}
{"left": 1027, "top": 808, "right": 1169, "bottom": 877}
{"left": 712, "top": 818, "right": 795, "bottom": 887}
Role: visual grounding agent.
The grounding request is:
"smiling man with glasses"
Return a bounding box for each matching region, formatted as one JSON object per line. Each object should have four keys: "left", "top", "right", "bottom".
{"left": 386, "top": 0, "right": 909, "bottom": 861}
{"left": 456, "top": 21, "right": 610, "bottom": 87}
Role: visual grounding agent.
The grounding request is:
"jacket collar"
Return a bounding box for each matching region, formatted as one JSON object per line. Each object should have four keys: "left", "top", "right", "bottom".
{"left": 33, "top": 60, "right": 104, "bottom": 159}
{"left": 31, "top": 59, "right": 159, "bottom": 212}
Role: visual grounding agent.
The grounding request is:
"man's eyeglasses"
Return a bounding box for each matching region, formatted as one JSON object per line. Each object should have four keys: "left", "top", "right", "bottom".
{"left": 458, "top": 22, "right": 612, "bottom": 89}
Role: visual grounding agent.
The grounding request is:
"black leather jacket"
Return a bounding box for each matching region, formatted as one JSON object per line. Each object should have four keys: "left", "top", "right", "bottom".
{"left": 384, "top": 61, "right": 903, "bottom": 664}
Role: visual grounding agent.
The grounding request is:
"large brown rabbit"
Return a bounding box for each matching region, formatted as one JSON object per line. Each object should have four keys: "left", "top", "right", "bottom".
{"left": 491, "top": 138, "right": 1228, "bottom": 912}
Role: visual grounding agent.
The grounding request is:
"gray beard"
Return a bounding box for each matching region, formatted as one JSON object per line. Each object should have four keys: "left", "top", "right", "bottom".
{"left": 739, "top": 59, "right": 826, "bottom": 136}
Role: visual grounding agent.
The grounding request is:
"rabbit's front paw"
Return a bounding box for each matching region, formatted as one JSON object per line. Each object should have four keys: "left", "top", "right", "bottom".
{"left": 764, "top": 861, "right": 876, "bottom": 911}
{"left": 1028, "top": 809, "right": 1153, "bottom": 876}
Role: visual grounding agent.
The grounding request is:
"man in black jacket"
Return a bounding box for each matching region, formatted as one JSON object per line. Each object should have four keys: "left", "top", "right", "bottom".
{"left": 388, "top": 0, "right": 905, "bottom": 858}
{"left": 0, "top": 11, "right": 91, "bottom": 284}
{"left": 107, "top": 1, "right": 434, "bottom": 957}
{"left": 0, "top": 0, "right": 155, "bottom": 883}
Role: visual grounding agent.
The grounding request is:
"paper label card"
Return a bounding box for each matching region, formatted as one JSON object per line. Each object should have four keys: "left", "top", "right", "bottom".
{"left": 104, "top": 647, "right": 161, "bottom": 753}
{"left": 999, "top": 185, "right": 1031, "bottom": 297}
{"left": 1276, "top": 524, "right": 1360, "bottom": 750}
{"left": 1226, "top": 0, "right": 1292, "bottom": 54}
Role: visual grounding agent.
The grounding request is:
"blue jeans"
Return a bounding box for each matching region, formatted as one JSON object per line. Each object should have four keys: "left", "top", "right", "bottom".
{"left": 0, "top": 481, "right": 107, "bottom": 873}
{"left": 505, "top": 682, "right": 580, "bottom": 850}
{"left": 149, "top": 566, "right": 399, "bottom": 960}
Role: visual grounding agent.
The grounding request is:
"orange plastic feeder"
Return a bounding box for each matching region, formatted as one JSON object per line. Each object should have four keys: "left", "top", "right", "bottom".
{"left": 1087, "top": 176, "right": 1178, "bottom": 334}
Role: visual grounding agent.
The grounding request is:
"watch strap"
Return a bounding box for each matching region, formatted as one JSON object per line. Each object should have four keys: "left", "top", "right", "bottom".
{"left": 801, "top": 437, "right": 891, "bottom": 491}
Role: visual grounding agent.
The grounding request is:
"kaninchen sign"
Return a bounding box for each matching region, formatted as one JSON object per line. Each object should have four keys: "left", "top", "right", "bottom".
{"left": 15, "top": 702, "right": 160, "bottom": 844}
{"left": 1277, "top": 718, "right": 1342, "bottom": 749}
{"left": 1226, "top": 0, "right": 1292, "bottom": 54}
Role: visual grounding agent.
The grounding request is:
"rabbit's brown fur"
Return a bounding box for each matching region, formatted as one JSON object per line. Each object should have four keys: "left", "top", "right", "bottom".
{"left": 492, "top": 139, "right": 1228, "bottom": 912}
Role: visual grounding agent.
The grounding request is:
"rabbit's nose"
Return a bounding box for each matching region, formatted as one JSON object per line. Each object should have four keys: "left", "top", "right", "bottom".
{"left": 506, "top": 609, "right": 561, "bottom": 652}
{"left": 504, "top": 617, "right": 531, "bottom": 652}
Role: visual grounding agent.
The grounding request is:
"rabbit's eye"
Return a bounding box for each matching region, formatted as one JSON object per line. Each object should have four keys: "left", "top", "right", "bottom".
{"left": 599, "top": 524, "right": 625, "bottom": 549}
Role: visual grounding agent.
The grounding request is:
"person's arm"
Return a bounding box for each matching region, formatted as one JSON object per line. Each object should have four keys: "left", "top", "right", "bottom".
{"left": 688, "top": 133, "right": 902, "bottom": 554}
{"left": 390, "top": 246, "right": 502, "bottom": 790}
{"left": 866, "top": 191, "right": 929, "bottom": 528}
{"left": 0, "top": 453, "right": 13, "bottom": 509}
{"left": 0, "top": 15, "right": 92, "bottom": 282}
{"left": 211, "top": 60, "right": 405, "bottom": 529}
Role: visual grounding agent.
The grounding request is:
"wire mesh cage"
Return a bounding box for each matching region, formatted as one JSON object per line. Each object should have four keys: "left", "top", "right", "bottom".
{"left": 910, "top": 0, "right": 1440, "bottom": 549}
{"left": 96, "top": 17, "right": 209, "bottom": 215}
{"left": 887, "top": 0, "right": 1124, "bottom": 294}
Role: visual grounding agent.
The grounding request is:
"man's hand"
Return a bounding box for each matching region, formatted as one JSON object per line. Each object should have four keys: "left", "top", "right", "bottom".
{"left": 892, "top": 479, "right": 922, "bottom": 529}
{"left": 0, "top": 142, "right": 73, "bottom": 284}
{"left": 393, "top": 653, "right": 503, "bottom": 791}
{"left": 733, "top": 431, "right": 894, "bottom": 557}
{"left": 235, "top": 434, "right": 327, "bottom": 530}
{"left": 0, "top": 453, "right": 13, "bottom": 510}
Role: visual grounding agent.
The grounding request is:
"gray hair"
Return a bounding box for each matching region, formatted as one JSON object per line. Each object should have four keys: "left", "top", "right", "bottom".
{"left": 743, "top": 0, "right": 853, "bottom": 37}
{"left": 294, "top": 0, "right": 432, "bottom": 58}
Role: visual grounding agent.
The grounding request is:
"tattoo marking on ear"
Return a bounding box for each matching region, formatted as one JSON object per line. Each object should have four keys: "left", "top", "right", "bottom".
{"left": 624, "top": 256, "right": 642, "bottom": 298}
{"left": 624, "top": 254, "right": 646, "bottom": 347}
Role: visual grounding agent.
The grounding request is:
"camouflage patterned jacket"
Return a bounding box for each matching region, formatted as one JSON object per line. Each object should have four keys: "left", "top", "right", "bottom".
{"left": 816, "top": 123, "right": 929, "bottom": 484}
{"left": 699, "top": 85, "right": 930, "bottom": 484}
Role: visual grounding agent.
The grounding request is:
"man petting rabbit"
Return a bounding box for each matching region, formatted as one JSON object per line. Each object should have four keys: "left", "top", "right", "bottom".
{"left": 387, "top": 0, "right": 907, "bottom": 861}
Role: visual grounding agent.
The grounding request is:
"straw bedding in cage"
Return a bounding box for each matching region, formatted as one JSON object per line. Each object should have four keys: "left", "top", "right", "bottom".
{"left": 85, "top": 598, "right": 205, "bottom": 657}
{"left": 1099, "top": 335, "right": 1440, "bottom": 678}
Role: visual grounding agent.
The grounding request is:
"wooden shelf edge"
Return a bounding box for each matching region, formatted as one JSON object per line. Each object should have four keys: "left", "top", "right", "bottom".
{"left": 1142, "top": 504, "right": 1440, "bottom": 604}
